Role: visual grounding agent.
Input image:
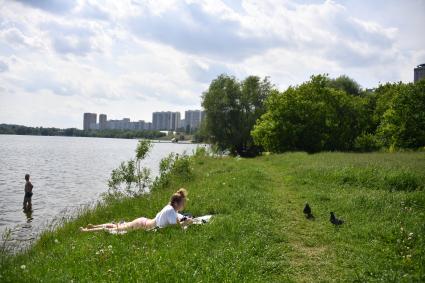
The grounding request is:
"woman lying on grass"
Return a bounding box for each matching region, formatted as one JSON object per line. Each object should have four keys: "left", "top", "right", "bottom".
{"left": 80, "top": 188, "right": 193, "bottom": 232}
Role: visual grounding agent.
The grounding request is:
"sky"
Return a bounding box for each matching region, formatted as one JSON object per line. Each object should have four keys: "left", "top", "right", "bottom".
{"left": 0, "top": 0, "right": 424, "bottom": 129}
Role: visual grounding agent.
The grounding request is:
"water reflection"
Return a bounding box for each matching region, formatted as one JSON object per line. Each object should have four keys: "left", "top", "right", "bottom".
{"left": 23, "top": 209, "right": 33, "bottom": 223}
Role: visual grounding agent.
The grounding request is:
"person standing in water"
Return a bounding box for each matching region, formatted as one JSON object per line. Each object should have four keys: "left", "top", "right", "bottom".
{"left": 23, "top": 174, "right": 33, "bottom": 211}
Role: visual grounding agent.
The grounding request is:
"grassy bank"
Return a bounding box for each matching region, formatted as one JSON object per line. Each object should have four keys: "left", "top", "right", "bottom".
{"left": 1, "top": 152, "right": 424, "bottom": 282}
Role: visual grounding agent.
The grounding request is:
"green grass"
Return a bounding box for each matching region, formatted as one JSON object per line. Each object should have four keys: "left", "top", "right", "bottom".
{"left": 1, "top": 152, "right": 424, "bottom": 282}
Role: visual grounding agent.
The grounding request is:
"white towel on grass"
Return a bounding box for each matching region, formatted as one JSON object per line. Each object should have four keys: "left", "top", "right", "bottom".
{"left": 192, "top": 215, "right": 213, "bottom": 225}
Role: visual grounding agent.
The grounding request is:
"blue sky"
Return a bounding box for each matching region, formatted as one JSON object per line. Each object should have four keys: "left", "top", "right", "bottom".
{"left": 0, "top": 0, "right": 424, "bottom": 128}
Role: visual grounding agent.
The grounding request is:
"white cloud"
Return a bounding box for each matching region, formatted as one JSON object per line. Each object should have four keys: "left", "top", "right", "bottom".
{"left": 0, "top": 0, "right": 424, "bottom": 128}
{"left": 0, "top": 59, "right": 8, "bottom": 72}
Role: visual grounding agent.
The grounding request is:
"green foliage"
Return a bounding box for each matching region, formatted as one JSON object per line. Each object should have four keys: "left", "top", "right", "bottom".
{"left": 201, "top": 74, "right": 273, "bottom": 156}
{"left": 354, "top": 132, "right": 382, "bottom": 152}
{"left": 252, "top": 75, "right": 425, "bottom": 153}
{"left": 327, "top": 74, "right": 362, "bottom": 96}
{"left": 252, "top": 75, "right": 367, "bottom": 152}
{"left": 193, "top": 145, "right": 209, "bottom": 158}
{"left": 135, "top": 140, "right": 151, "bottom": 160}
{"left": 152, "top": 153, "right": 193, "bottom": 190}
{"left": 376, "top": 80, "right": 425, "bottom": 148}
{"left": 107, "top": 140, "right": 152, "bottom": 197}
{"left": 192, "top": 120, "right": 208, "bottom": 143}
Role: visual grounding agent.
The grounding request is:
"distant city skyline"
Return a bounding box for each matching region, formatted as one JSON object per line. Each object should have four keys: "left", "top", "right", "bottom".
{"left": 0, "top": 1, "right": 424, "bottom": 128}
{"left": 83, "top": 109, "right": 205, "bottom": 131}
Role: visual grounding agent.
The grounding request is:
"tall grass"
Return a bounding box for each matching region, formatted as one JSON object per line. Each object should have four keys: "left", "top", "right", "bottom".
{"left": 304, "top": 165, "right": 423, "bottom": 192}
{"left": 0, "top": 151, "right": 424, "bottom": 282}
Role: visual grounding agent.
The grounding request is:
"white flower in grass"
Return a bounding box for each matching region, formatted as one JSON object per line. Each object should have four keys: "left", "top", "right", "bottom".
{"left": 54, "top": 239, "right": 59, "bottom": 244}
{"left": 108, "top": 245, "right": 112, "bottom": 250}
{"left": 20, "top": 265, "right": 26, "bottom": 269}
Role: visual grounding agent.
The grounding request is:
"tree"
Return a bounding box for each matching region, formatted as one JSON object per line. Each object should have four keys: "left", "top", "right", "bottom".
{"left": 328, "top": 75, "right": 362, "bottom": 96}
{"left": 201, "top": 74, "right": 272, "bottom": 156}
{"left": 376, "top": 80, "right": 425, "bottom": 149}
{"left": 251, "top": 75, "right": 366, "bottom": 153}
{"left": 135, "top": 140, "right": 152, "bottom": 191}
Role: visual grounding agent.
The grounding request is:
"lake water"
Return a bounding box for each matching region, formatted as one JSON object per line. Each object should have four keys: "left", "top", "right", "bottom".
{"left": 0, "top": 135, "right": 200, "bottom": 249}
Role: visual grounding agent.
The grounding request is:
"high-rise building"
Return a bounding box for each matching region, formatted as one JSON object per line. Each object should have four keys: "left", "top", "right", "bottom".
{"left": 171, "top": 112, "right": 181, "bottom": 131}
{"left": 184, "top": 110, "right": 204, "bottom": 131}
{"left": 145, "top": 122, "right": 152, "bottom": 130}
{"left": 152, "top": 112, "right": 160, "bottom": 130}
{"left": 132, "top": 120, "right": 148, "bottom": 131}
{"left": 414, "top": 64, "right": 425, "bottom": 83}
{"left": 99, "top": 114, "right": 107, "bottom": 130}
{"left": 152, "top": 111, "right": 181, "bottom": 130}
{"left": 83, "top": 113, "right": 97, "bottom": 130}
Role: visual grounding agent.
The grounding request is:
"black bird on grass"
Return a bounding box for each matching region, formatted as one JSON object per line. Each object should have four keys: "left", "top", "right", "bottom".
{"left": 330, "top": 212, "right": 344, "bottom": 226}
{"left": 303, "top": 203, "right": 314, "bottom": 220}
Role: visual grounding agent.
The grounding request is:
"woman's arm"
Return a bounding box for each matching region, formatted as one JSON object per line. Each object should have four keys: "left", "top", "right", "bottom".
{"left": 178, "top": 217, "right": 193, "bottom": 228}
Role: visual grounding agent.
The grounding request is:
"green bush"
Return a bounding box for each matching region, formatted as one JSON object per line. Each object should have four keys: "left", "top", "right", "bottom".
{"left": 152, "top": 153, "right": 193, "bottom": 190}
{"left": 252, "top": 75, "right": 367, "bottom": 153}
{"left": 106, "top": 140, "right": 152, "bottom": 197}
{"left": 354, "top": 133, "right": 382, "bottom": 152}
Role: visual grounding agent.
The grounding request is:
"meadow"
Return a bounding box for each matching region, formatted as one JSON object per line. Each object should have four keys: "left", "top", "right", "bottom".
{"left": 1, "top": 151, "right": 424, "bottom": 282}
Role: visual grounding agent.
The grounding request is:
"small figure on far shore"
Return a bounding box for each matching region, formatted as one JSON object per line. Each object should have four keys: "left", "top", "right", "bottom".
{"left": 23, "top": 174, "right": 33, "bottom": 211}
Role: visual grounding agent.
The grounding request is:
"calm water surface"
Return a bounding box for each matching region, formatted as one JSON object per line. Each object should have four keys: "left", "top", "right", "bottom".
{"left": 0, "top": 135, "right": 200, "bottom": 247}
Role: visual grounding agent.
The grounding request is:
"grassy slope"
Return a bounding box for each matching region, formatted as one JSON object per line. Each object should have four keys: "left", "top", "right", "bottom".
{"left": 1, "top": 152, "right": 424, "bottom": 282}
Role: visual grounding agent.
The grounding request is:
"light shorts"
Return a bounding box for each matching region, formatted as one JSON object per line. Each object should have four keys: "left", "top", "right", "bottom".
{"left": 122, "top": 217, "right": 148, "bottom": 229}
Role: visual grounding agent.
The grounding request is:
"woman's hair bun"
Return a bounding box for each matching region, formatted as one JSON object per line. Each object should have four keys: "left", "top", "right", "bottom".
{"left": 170, "top": 188, "right": 188, "bottom": 208}
{"left": 176, "top": 188, "right": 188, "bottom": 198}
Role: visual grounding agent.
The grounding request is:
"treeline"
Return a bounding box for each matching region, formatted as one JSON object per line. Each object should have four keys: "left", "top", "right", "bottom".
{"left": 200, "top": 74, "right": 425, "bottom": 156}
{"left": 0, "top": 124, "right": 166, "bottom": 139}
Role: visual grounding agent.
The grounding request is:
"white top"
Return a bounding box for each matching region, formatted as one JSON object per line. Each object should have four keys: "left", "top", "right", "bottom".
{"left": 155, "top": 204, "right": 179, "bottom": 228}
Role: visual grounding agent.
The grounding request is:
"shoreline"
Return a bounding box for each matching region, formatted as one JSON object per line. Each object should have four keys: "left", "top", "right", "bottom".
{"left": 0, "top": 133, "right": 204, "bottom": 143}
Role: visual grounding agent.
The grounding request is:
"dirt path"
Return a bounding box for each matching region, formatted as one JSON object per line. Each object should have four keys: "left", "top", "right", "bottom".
{"left": 254, "top": 159, "right": 338, "bottom": 282}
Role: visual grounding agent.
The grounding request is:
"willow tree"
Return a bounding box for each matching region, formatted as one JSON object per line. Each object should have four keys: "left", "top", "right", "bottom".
{"left": 201, "top": 74, "right": 273, "bottom": 156}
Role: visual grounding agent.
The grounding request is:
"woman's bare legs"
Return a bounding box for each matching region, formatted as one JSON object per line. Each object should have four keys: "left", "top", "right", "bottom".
{"left": 80, "top": 227, "right": 107, "bottom": 232}
{"left": 80, "top": 218, "right": 156, "bottom": 232}
{"left": 79, "top": 222, "right": 118, "bottom": 232}
{"left": 86, "top": 223, "right": 116, "bottom": 229}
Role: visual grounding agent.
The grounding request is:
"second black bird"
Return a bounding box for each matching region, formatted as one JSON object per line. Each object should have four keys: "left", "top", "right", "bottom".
{"left": 330, "top": 212, "right": 344, "bottom": 226}
{"left": 303, "top": 203, "right": 314, "bottom": 220}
